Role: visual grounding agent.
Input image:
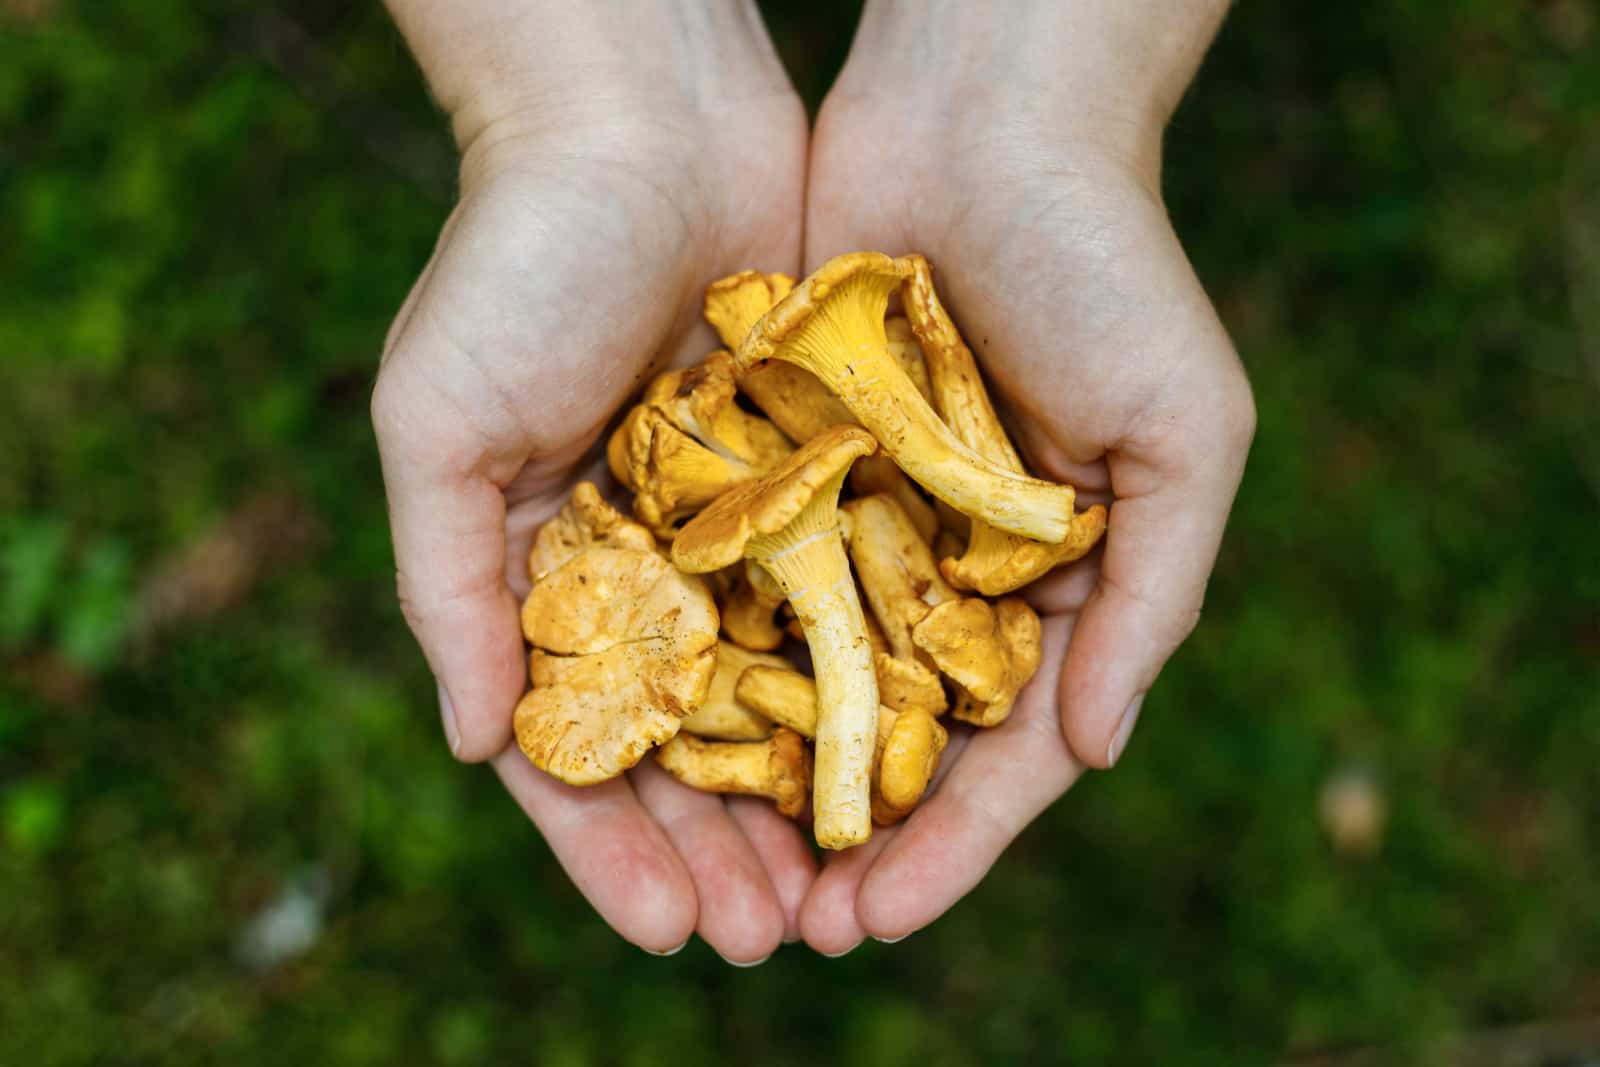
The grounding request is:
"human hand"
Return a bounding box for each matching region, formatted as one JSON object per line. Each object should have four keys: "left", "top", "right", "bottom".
{"left": 373, "top": 1, "right": 813, "bottom": 962}
{"left": 796, "top": 0, "right": 1255, "bottom": 952}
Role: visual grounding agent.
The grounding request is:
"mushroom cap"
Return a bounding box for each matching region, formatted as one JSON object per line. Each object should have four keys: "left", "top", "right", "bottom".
{"left": 527, "top": 481, "right": 656, "bottom": 583}
{"left": 876, "top": 708, "right": 948, "bottom": 814}
{"left": 912, "top": 595, "right": 1042, "bottom": 728}
{"left": 767, "top": 727, "right": 813, "bottom": 818}
{"left": 940, "top": 505, "right": 1109, "bottom": 596}
{"left": 735, "top": 252, "right": 913, "bottom": 371}
{"left": 641, "top": 351, "right": 793, "bottom": 470}
{"left": 610, "top": 405, "right": 748, "bottom": 537}
{"left": 671, "top": 424, "right": 877, "bottom": 574}
{"left": 516, "top": 546, "right": 719, "bottom": 784}
{"left": 874, "top": 652, "right": 948, "bottom": 718}
{"left": 704, "top": 270, "right": 796, "bottom": 352}
{"left": 719, "top": 564, "right": 787, "bottom": 652}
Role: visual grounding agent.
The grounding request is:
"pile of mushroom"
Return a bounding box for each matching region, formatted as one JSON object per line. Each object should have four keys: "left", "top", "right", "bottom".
{"left": 513, "top": 253, "right": 1107, "bottom": 849}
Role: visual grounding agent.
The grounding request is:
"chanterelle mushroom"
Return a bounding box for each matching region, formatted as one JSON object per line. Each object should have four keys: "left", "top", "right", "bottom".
{"left": 840, "top": 494, "right": 949, "bottom": 718}
{"left": 737, "top": 251, "right": 1079, "bottom": 543}
{"left": 679, "top": 641, "right": 783, "bottom": 741}
{"left": 608, "top": 353, "right": 793, "bottom": 538}
{"left": 672, "top": 425, "right": 880, "bottom": 849}
{"left": 846, "top": 493, "right": 1042, "bottom": 727}
{"left": 850, "top": 455, "right": 939, "bottom": 544}
{"left": 655, "top": 728, "right": 812, "bottom": 819}
{"left": 641, "top": 351, "right": 793, "bottom": 470}
{"left": 515, "top": 546, "right": 718, "bottom": 785}
{"left": 734, "top": 665, "right": 946, "bottom": 826}
{"left": 911, "top": 596, "right": 1042, "bottom": 727}
{"left": 900, "top": 254, "right": 1107, "bottom": 594}
{"left": 704, "top": 271, "right": 856, "bottom": 444}
{"left": 873, "top": 705, "right": 948, "bottom": 826}
{"left": 526, "top": 481, "right": 657, "bottom": 584}
{"left": 719, "top": 559, "right": 787, "bottom": 652}
{"left": 608, "top": 407, "right": 746, "bottom": 537}
{"left": 884, "top": 315, "right": 935, "bottom": 405}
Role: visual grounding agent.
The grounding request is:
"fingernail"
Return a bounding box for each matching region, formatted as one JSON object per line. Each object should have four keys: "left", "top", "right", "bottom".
{"left": 820, "top": 942, "right": 861, "bottom": 958}
{"left": 437, "top": 684, "right": 461, "bottom": 755}
{"left": 1107, "top": 694, "right": 1144, "bottom": 767}
{"left": 720, "top": 952, "right": 773, "bottom": 968}
{"left": 872, "top": 934, "right": 909, "bottom": 944}
{"left": 643, "top": 939, "right": 689, "bottom": 957}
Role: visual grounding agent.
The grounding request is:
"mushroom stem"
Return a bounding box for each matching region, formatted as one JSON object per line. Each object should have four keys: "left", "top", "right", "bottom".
{"left": 900, "top": 254, "right": 1107, "bottom": 592}
{"left": 736, "top": 665, "right": 944, "bottom": 826}
{"left": 671, "top": 426, "right": 880, "bottom": 849}
{"left": 655, "top": 728, "right": 811, "bottom": 818}
{"left": 740, "top": 254, "right": 1078, "bottom": 543}
{"left": 749, "top": 498, "right": 877, "bottom": 848}
{"left": 678, "top": 641, "right": 782, "bottom": 741}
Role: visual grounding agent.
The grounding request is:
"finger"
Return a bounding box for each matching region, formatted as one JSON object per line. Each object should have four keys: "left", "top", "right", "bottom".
{"left": 725, "top": 796, "right": 817, "bottom": 943}
{"left": 797, "top": 820, "right": 901, "bottom": 956}
{"left": 631, "top": 760, "right": 787, "bottom": 965}
{"left": 493, "top": 749, "right": 698, "bottom": 954}
{"left": 1059, "top": 373, "right": 1254, "bottom": 768}
{"left": 373, "top": 356, "right": 526, "bottom": 763}
{"left": 502, "top": 448, "right": 614, "bottom": 601}
{"left": 856, "top": 617, "right": 1083, "bottom": 940}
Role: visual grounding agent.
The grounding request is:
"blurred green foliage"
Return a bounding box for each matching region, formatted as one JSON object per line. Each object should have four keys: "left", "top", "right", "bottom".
{"left": 3, "top": 1, "right": 1599, "bottom": 1064}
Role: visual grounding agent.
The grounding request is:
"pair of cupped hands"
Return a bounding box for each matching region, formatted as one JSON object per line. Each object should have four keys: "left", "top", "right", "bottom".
{"left": 372, "top": 3, "right": 1253, "bottom": 962}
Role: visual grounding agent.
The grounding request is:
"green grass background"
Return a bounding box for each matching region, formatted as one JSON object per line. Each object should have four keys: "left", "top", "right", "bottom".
{"left": 3, "top": 1, "right": 1599, "bottom": 1063}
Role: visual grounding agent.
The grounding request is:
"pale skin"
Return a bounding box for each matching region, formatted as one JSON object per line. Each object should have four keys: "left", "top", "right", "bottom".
{"left": 374, "top": 0, "right": 1253, "bottom": 961}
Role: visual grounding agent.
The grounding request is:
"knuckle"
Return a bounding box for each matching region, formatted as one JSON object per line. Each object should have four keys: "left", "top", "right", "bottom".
{"left": 394, "top": 567, "right": 430, "bottom": 636}
{"left": 369, "top": 367, "right": 405, "bottom": 443}
{"left": 1220, "top": 369, "right": 1258, "bottom": 452}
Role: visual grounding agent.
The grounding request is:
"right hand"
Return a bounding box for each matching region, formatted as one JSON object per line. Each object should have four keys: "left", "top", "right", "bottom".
{"left": 371, "top": 5, "right": 812, "bottom": 962}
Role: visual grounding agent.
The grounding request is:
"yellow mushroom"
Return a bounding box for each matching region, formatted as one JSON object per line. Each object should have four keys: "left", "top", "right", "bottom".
{"left": 900, "top": 254, "right": 1108, "bottom": 594}
{"left": 703, "top": 270, "right": 796, "bottom": 352}
{"left": 734, "top": 665, "right": 946, "bottom": 826}
{"left": 704, "top": 270, "right": 856, "bottom": 443}
{"left": 678, "top": 641, "right": 783, "bottom": 741}
{"left": 719, "top": 559, "right": 788, "bottom": 652}
{"left": 845, "top": 493, "right": 1042, "bottom": 727}
{"left": 608, "top": 406, "right": 749, "bottom": 538}
{"left": 641, "top": 351, "right": 793, "bottom": 470}
{"left": 884, "top": 315, "right": 935, "bottom": 405}
{"left": 873, "top": 706, "right": 948, "bottom": 825}
{"left": 911, "top": 596, "right": 1042, "bottom": 727}
{"left": 655, "top": 727, "right": 812, "bottom": 819}
{"left": 672, "top": 425, "right": 880, "bottom": 849}
{"left": 849, "top": 455, "right": 939, "bottom": 544}
{"left": 526, "top": 481, "right": 657, "bottom": 584}
{"left": 516, "top": 546, "right": 718, "bottom": 785}
{"left": 839, "top": 494, "right": 949, "bottom": 719}
{"left": 608, "top": 353, "right": 794, "bottom": 539}
{"left": 737, "top": 251, "right": 1079, "bottom": 543}
{"left": 700, "top": 271, "right": 857, "bottom": 451}
{"left": 933, "top": 526, "right": 966, "bottom": 566}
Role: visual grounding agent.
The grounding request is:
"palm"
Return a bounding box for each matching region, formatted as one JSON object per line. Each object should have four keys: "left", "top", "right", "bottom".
{"left": 375, "top": 104, "right": 816, "bottom": 960}
{"left": 796, "top": 98, "right": 1252, "bottom": 950}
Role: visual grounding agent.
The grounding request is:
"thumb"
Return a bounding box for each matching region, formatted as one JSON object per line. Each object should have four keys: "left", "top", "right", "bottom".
{"left": 372, "top": 353, "right": 526, "bottom": 763}
{"left": 1058, "top": 368, "right": 1255, "bottom": 770}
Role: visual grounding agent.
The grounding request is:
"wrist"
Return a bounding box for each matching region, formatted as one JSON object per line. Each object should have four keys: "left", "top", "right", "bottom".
{"left": 832, "top": 0, "right": 1229, "bottom": 179}
{"left": 386, "top": 0, "right": 796, "bottom": 161}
